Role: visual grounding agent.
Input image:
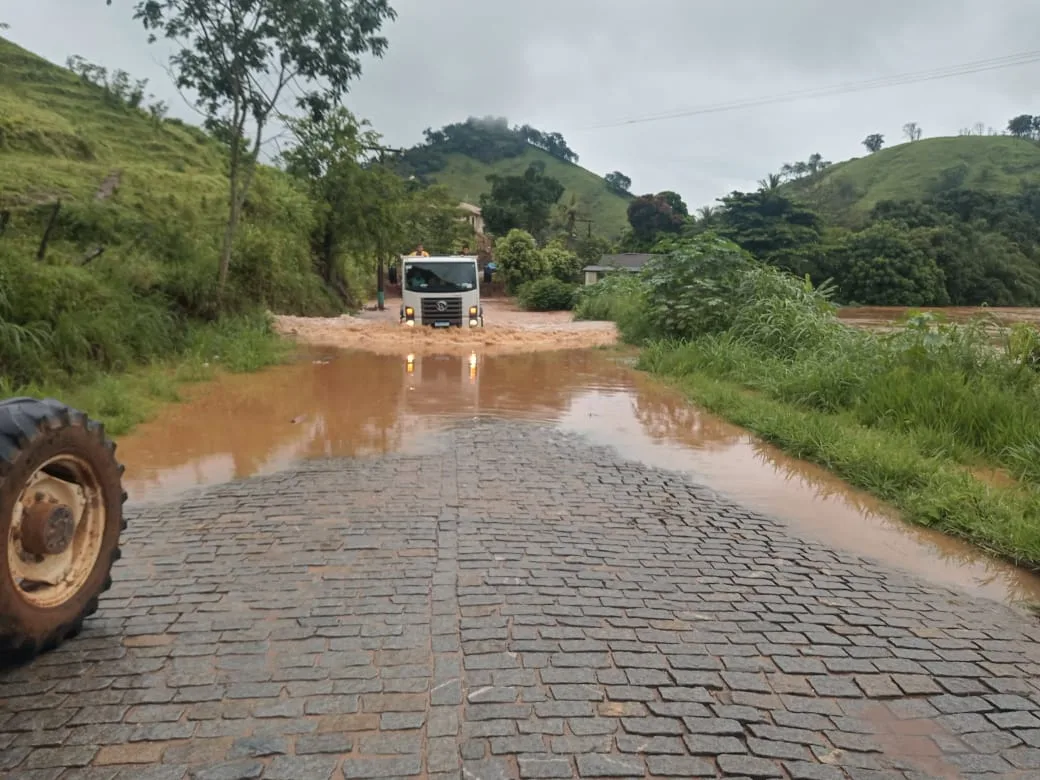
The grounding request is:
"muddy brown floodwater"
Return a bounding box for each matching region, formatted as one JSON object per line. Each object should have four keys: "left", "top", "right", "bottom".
{"left": 115, "top": 347, "right": 1040, "bottom": 608}
{"left": 274, "top": 297, "right": 618, "bottom": 355}
{"left": 838, "top": 305, "right": 1040, "bottom": 332}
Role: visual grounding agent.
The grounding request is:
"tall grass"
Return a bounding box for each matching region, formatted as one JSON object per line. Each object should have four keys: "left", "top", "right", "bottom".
{"left": 0, "top": 311, "right": 289, "bottom": 435}
{"left": 589, "top": 235, "right": 1040, "bottom": 568}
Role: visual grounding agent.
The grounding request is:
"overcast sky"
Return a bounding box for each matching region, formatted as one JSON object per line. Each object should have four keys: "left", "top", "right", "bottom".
{"left": 5, "top": 1, "right": 1038, "bottom": 210}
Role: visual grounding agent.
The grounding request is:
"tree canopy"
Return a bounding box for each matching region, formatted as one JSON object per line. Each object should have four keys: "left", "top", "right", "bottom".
{"left": 479, "top": 162, "right": 565, "bottom": 239}
{"left": 117, "top": 0, "right": 397, "bottom": 299}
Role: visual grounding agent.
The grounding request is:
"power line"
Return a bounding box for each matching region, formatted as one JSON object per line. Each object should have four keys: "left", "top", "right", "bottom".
{"left": 578, "top": 49, "right": 1040, "bottom": 131}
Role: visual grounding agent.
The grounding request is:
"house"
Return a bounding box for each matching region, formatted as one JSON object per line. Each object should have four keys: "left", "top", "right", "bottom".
{"left": 582, "top": 253, "right": 654, "bottom": 285}
{"left": 457, "top": 202, "right": 485, "bottom": 236}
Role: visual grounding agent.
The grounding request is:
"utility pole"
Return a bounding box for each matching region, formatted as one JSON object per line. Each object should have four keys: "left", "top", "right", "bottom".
{"left": 368, "top": 145, "right": 406, "bottom": 311}
{"left": 576, "top": 218, "right": 593, "bottom": 239}
{"left": 377, "top": 255, "right": 385, "bottom": 311}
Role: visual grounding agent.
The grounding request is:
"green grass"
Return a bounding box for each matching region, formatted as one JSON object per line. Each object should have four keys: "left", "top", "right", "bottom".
{"left": 0, "top": 36, "right": 340, "bottom": 426}
{"left": 642, "top": 365, "right": 1040, "bottom": 570}
{"left": 428, "top": 148, "right": 632, "bottom": 240}
{"left": 584, "top": 237, "right": 1040, "bottom": 568}
{"left": 2, "top": 313, "right": 291, "bottom": 436}
{"left": 783, "top": 135, "right": 1040, "bottom": 224}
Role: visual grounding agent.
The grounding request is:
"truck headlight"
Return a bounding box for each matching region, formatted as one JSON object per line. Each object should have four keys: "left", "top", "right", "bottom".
{"left": 405, "top": 306, "right": 414, "bottom": 318}
{"left": 469, "top": 306, "right": 478, "bottom": 317}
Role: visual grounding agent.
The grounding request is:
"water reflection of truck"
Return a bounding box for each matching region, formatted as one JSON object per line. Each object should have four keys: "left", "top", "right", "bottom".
{"left": 404, "top": 353, "right": 480, "bottom": 415}
{"left": 399, "top": 255, "right": 484, "bottom": 328}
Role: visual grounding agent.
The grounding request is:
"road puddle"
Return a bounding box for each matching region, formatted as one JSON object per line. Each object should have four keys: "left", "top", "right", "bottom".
{"left": 116, "top": 347, "right": 1040, "bottom": 607}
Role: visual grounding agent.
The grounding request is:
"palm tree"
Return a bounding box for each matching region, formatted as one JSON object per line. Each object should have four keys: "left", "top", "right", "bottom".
{"left": 758, "top": 173, "right": 783, "bottom": 192}
{"left": 555, "top": 193, "right": 583, "bottom": 246}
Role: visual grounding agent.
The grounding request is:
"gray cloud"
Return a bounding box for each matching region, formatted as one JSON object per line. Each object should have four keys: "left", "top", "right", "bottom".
{"left": 5, "top": 0, "right": 1038, "bottom": 210}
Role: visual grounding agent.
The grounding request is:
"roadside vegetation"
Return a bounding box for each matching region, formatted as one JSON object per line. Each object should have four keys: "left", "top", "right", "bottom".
{"left": 0, "top": 3, "right": 470, "bottom": 432}
{"left": 583, "top": 234, "right": 1040, "bottom": 569}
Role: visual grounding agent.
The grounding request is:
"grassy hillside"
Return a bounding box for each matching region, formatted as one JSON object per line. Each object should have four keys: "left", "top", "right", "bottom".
{"left": 0, "top": 35, "right": 338, "bottom": 421}
{"left": 427, "top": 148, "right": 632, "bottom": 240}
{"left": 783, "top": 136, "right": 1040, "bottom": 224}
{"left": 0, "top": 36, "right": 332, "bottom": 315}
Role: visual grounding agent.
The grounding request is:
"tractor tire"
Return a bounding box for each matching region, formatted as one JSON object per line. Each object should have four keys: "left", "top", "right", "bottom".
{"left": 0, "top": 398, "right": 126, "bottom": 663}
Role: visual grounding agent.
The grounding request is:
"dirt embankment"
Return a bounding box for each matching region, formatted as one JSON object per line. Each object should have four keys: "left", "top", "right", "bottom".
{"left": 274, "top": 298, "right": 618, "bottom": 356}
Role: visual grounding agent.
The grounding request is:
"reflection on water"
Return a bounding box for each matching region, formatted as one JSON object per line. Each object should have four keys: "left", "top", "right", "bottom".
{"left": 116, "top": 347, "right": 1040, "bottom": 606}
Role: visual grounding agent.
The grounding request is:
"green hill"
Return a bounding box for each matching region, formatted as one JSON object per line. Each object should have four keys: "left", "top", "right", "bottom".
{"left": 428, "top": 148, "right": 631, "bottom": 240}
{"left": 782, "top": 136, "right": 1040, "bottom": 224}
{"left": 0, "top": 36, "right": 337, "bottom": 398}
{"left": 390, "top": 117, "right": 633, "bottom": 241}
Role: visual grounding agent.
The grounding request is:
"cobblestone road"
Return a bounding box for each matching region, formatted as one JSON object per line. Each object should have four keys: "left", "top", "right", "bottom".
{"left": 4, "top": 422, "right": 1040, "bottom": 779}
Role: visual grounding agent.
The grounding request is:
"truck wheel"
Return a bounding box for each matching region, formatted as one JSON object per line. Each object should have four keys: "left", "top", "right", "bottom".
{"left": 0, "top": 399, "right": 126, "bottom": 662}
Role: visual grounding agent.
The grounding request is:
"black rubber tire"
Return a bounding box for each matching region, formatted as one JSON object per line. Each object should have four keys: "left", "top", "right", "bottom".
{"left": 0, "top": 398, "right": 126, "bottom": 663}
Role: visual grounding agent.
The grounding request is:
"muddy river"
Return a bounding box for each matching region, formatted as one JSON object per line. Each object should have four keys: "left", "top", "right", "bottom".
{"left": 116, "top": 347, "right": 1040, "bottom": 609}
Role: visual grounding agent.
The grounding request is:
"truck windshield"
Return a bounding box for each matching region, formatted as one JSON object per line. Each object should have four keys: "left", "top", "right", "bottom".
{"left": 403, "top": 261, "right": 477, "bottom": 294}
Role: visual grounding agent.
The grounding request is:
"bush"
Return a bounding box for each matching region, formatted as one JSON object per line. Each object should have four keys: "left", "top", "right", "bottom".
{"left": 573, "top": 273, "right": 652, "bottom": 341}
{"left": 494, "top": 229, "right": 547, "bottom": 293}
{"left": 518, "top": 277, "right": 578, "bottom": 311}
{"left": 540, "top": 243, "right": 582, "bottom": 283}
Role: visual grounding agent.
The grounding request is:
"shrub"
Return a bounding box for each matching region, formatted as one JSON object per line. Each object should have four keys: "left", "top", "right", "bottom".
{"left": 518, "top": 277, "right": 578, "bottom": 311}
{"left": 540, "top": 243, "right": 582, "bottom": 283}
{"left": 494, "top": 229, "right": 547, "bottom": 293}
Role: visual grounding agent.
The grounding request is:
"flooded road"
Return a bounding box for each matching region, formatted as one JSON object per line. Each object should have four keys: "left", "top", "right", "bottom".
{"left": 116, "top": 347, "right": 1040, "bottom": 607}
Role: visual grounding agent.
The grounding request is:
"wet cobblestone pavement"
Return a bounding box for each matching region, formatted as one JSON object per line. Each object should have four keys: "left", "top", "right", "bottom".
{"left": 3, "top": 422, "right": 1040, "bottom": 779}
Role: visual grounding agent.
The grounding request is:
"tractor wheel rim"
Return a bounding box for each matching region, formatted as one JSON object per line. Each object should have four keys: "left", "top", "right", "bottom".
{"left": 8, "top": 454, "right": 107, "bottom": 609}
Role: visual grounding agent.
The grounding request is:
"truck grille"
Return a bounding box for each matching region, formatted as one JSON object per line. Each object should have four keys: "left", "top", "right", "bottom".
{"left": 421, "top": 297, "right": 463, "bottom": 326}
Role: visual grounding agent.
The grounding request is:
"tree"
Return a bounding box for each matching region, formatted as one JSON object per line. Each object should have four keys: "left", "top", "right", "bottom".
{"left": 605, "top": 171, "right": 632, "bottom": 195}
{"left": 863, "top": 133, "right": 885, "bottom": 153}
{"left": 903, "top": 122, "right": 923, "bottom": 142}
{"left": 494, "top": 229, "right": 547, "bottom": 292}
{"left": 116, "top": 0, "right": 397, "bottom": 300}
{"left": 540, "top": 243, "right": 583, "bottom": 283}
{"left": 281, "top": 108, "right": 402, "bottom": 304}
{"left": 806, "top": 153, "right": 831, "bottom": 174}
{"left": 626, "top": 194, "right": 684, "bottom": 245}
{"left": 716, "top": 189, "right": 824, "bottom": 277}
{"left": 1008, "top": 114, "right": 1038, "bottom": 140}
{"left": 479, "top": 162, "right": 565, "bottom": 238}
{"left": 656, "top": 191, "right": 689, "bottom": 218}
{"left": 758, "top": 173, "right": 783, "bottom": 191}
{"left": 551, "top": 193, "right": 584, "bottom": 245}
{"left": 834, "top": 222, "right": 948, "bottom": 306}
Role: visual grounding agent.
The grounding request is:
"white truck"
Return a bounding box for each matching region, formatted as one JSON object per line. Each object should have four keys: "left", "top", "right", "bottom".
{"left": 399, "top": 255, "right": 483, "bottom": 328}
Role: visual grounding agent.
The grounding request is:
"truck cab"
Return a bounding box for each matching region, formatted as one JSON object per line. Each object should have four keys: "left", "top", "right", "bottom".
{"left": 399, "top": 255, "right": 483, "bottom": 328}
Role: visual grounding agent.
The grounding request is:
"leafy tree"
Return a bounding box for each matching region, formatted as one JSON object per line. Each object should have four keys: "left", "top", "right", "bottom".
{"left": 780, "top": 154, "right": 830, "bottom": 181}
{"left": 605, "top": 171, "right": 632, "bottom": 195}
{"left": 116, "top": 0, "right": 397, "bottom": 300}
{"left": 540, "top": 242, "right": 583, "bottom": 283}
{"left": 863, "top": 133, "right": 885, "bottom": 153}
{"left": 834, "top": 222, "right": 948, "bottom": 306}
{"left": 397, "top": 185, "right": 474, "bottom": 256}
{"left": 480, "top": 162, "right": 565, "bottom": 238}
{"left": 1008, "top": 114, "right": 1038, "bottom": 140}
{"left": 575, "top": 235, "right": 613, "bottom": 264}
{"left": 903, "top": 122, "right": 923, "bottom": 142}
{"left": 656, "top": 190, "right": 689, "bottom": 218}
{"left": 806, "top": 153, "right": 831, "bottom": 174}
{"left": 637, "top": 235, "right": 755, "bottom": 342}
{"left": 282, "top": 108, "right": 387, "bottom": 302}
{"left": 494, "top": 229, "right": 548, "bottom": 292}
{"left": 716, "top": 189, "right": 824, "bottom": 277}
{"left": 626, "top": 194, "right": 684, "bottom": 245}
